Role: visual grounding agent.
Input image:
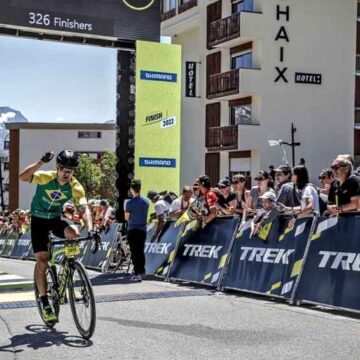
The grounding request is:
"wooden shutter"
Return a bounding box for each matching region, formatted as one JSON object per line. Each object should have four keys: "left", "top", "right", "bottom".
{"left": 206, "top": 51, "right": 221, "bottom": 97}
{"left": 205, "top": 152, "right": 220, "bottom": 186}
{"left": 207, "top": 0, "right": 222, "bottom": 49}
{"left": 206, "top": 103, "right": 221, "bottom": 147}
{"left": 355, "top": 129, "right": 360, "bottom": 154}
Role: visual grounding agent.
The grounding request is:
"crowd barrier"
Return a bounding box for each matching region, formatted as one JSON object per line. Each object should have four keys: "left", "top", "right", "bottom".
{"left": 144, "top": 215, "right": 360, "bottom": 314}
{"left": 0, "top": 224, "right": 121, "bottom": 273}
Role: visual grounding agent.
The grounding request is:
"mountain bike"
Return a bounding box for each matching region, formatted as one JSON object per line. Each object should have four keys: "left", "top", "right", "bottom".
{"left": 34, "top": 231, "right": 101, "bottom": 339}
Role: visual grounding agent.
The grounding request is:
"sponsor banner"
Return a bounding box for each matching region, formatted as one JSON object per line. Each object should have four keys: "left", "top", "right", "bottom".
{"left": 294, "top": 216, "right": 360, "bottom": 311}
{"left": 0, "top": 231, "right": 19, "bottom": 258}
{"left": 185, "top": 61, "right": 197, "bottom": 97}
{"left": 10, "top": 232, "right": 33, "bottom": 259}
{"left": 81, "top": 224, "right": 120, "bottom": 272}
{"left": 222, "top": 217, "right": 314, "bottom": 299}
{"left": 145, "top": 220, "right": 183, "bottom": 277}
{"left": 168, "top": 217, "right": 240, "bottom": 287}
{"left": 135, "top": 41, "right": 182, "bottom": 201}
{"left": 139, "top": 157, "right": 176, "bottom": 168}
{"left": 0, "top": 231, "right": 9, "bottom": 255}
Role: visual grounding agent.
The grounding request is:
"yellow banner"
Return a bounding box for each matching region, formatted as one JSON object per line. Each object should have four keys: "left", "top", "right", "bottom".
{"left": 135, "top": 40, "right": 182, "bottom": 197}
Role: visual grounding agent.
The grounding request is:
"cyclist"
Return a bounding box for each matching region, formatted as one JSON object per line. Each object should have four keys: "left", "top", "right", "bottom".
{"left": 19, "top": 150, "right": 94, "bottom": 323}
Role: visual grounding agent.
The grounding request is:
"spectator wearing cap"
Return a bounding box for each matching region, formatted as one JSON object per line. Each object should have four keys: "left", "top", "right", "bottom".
{"left": 247, "top": 170, "right": 275, "bottom": 215}
{"left": 318, "top": 168, "right": 334, "bottom": 196}
{"left": 215, "top": 178, "right": 238, "bottom": 215}
{"left": 232, "top": 174, "right": 250, "bottom": 214}
{"left": 327, "top": 157, "right": 360, "bottom": 216}
{"left": 125, "top": 179, "right": 149, "bottom": 281}
{"left": 169, "top": 186, "right": 193, "bottom": 218}
{"left": 250, "top": 191, "right": 280, "bottom": 238}
{"left": 147, "top": 190, "right": 171, "bottom": 242}
{"left": 274, "top": 164, "right": 301, "bottom": 208}
{"left": 281, "top": 166, "right": 319, "bottom": 225}
{"left": 198, "top": 175, "right": 218, "bottom": 228}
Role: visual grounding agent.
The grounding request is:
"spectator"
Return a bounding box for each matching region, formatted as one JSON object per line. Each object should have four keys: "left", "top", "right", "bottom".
{"left": 125, "top": 179, "right": 149, "bottom": 282}
{"left": 268, "top": 166, "right": 276, "bottom": 182}
{"left": 97, "top": 199, "right": 114, "bottom": 230}
{"left": 250, "top": 191, "right": 280, "bottom": 239}
{"left": 88, "top": 199, "right": 100, "bottom": 217}
{"left": 215, "top": 178, "right": 238, "bottom": 215}
{"left": 284, "top": 165, "right": 319, "bottom": 218}
{"left": 198, "top": 175, "right": 218, "bottom": 228}
{"left": 147, "top": 190, "right": 170, "bottom": 242}
{"left": 274, "top": 164, "right": 301, "bottom": 208}
{"left": 318, "top": 168, "right": 334, "bottom": 196}
{"left": 327, "top": 158, "right": 360, "bottom": 216}
{"left": 232, "top": 174, "right": 250, "bottom": 214}
{"left": 169, "top": 186, "right": 193, "bottom": 218}
{"left": 188, "top": 180, "right": 206, "bottom": 220}
{"left": 247, "top": 171, "right": 275, "bottom": 215}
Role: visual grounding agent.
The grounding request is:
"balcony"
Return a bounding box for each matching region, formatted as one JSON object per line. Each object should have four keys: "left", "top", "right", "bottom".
{"left": 208, "top": 69, "right": 239, "bottom": 100}
{"left": 179, "top": 0, "right": 197, "bottom": 14}
{"left": 207, "top": 126, "right": 238, "bottom": 151}
{"left": 209, "top": 13, "right": 240, "bottom": 48}
{"left": 161, "top": 8, "right": 176, "bottom": 22}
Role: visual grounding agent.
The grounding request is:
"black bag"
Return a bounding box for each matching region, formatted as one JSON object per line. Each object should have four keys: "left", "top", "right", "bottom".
{"left": 159, "top": 191, "right": 178, "bottom": 205}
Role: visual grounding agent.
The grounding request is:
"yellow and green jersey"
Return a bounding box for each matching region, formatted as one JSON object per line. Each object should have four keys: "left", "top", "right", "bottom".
{"left": 30, "top": 171, "right": 87, "bottom": 219}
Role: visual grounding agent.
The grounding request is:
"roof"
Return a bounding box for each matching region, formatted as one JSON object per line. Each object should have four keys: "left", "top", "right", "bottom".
{"left": 5, "top": 122, "right": 116, "bottom": 130}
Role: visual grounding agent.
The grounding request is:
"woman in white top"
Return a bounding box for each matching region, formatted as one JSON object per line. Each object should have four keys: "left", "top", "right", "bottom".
{"left": 281, "top": 165, "right": 319, "bottom": 224}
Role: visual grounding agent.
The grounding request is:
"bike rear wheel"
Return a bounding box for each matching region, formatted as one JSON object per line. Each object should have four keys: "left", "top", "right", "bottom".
{"left": 68, "top": 261, "right": 96, "bottom": 339}
{"left": 34, "top": 263, "right": 60, "bottom": 327}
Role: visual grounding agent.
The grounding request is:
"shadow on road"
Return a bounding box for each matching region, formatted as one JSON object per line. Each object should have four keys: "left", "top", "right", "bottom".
{"left": 90, "top": 272, "right": 157, "bottom": 286}
{"left": 0, "top": 324, "right": 93, "bottom": 353}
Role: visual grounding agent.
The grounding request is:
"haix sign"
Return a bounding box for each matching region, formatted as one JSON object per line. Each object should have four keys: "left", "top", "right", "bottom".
{"left": 274, "top": 3, "right": 322, "bottom": 85}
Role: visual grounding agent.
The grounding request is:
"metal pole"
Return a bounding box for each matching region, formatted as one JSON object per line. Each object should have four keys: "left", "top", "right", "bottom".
{"left": 291, "top": 123, "right": 296, "bottom": 167}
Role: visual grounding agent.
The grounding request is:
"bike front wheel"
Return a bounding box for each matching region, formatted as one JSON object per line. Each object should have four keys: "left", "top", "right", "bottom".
{"left": 68, "top": 261, "right": 96, "bottom": 339}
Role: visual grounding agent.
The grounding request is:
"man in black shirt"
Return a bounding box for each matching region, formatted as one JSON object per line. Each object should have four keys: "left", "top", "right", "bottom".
{"left": 328, "top": 158, "right": 360, "bottom": 216}
{"left": 215, "top": 179, "right": 238, "bottom": 215}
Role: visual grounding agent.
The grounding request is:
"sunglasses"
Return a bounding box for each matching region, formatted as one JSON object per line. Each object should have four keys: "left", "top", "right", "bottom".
{"left": 331, "top": 164, "right": 347, "bottom": 171}
{"left": 275, "top": 173, "right": 284, "bottom": 177}
{"left": 58, "top": 166, "right": 75, "bottom": 174}
{"left": 232, "top": 179, "right": 246, "bottom": 184}
{"left": 255, "top": 177, "right": 265, "bottom": 181}
{"left": 219, "top": 185, "right": 227, "bottom": 189}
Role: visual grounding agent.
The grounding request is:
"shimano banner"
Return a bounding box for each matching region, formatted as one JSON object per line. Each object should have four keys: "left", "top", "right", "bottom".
{"left": 81, "top": 224, "right": 120, "bottom": 272}
{"left": 222, "top": 217, "right": 314, "bottom": 299}
{"left": 10, "top": 232, "right": 32, "bottom": 259}
{"left": 168, "top": 217, "right": 239, "bottom": 287}
{"left": 294, "top": 216, "right": 360, "bottom": 312}
{"left": 145, "top": 220, "right": 183, "bottom": 277}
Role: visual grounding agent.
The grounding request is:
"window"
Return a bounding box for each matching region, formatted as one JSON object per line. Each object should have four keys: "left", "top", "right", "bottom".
{"left": 356, "top": 109, "right": 360, "bottom": 125}
{"left": 163, "top": 0, "right": 176, "bottom": 12}
{"left": 78, "top": 131, "right": 102, "bottom": 139}
{"left": 3, "top": 162, "right": 9, "bottom": 171}
{"left": 232, "top": 0, "right": 253, "bottom": 14}
{"left": 230, "top": 104, "right": 252, "bottom": 125}
{"left": 356, "top": 55, "right": 360, "bottom": 73}
{"left": 358, "top": 1, "right": 360, "bottom": 19}
{"left": 3, "top": 183, "right": 9, "bottom": 192}
{"left": 231, "top": 52, "right": 252, "bottom": 69}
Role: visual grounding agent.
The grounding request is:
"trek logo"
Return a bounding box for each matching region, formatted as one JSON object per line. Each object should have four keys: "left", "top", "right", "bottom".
{"left": 240, "top": 247, "right": 295, "bottom": 264}
{"left": 183, "top": 244, "right": 223, "bottom": 259}
{"left": 122, "top": 0, "right": 156, "bottom": 11}
{"left": 318, "top": 251, "right": 360, "bottom": 271}
{"left": 18, "top": 239, "right": 30, "bottom": 246}
{"left": 145, "top": 242, "right": 171, "bottom": 254}
{"left": 140, "top": 70, "right": 177, "bottom": 83}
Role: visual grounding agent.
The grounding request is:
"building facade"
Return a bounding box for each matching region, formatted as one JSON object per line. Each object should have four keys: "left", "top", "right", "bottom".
{"left": 161, "top": 0, "right": 359, "bottom": 186}
{"left": 6, "top": 122, "right": 116, "bottom": 210}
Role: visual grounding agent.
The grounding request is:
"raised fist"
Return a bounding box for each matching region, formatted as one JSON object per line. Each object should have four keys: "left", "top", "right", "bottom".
{"left": 41, "top": 151, "right": 54, "bottom": 163}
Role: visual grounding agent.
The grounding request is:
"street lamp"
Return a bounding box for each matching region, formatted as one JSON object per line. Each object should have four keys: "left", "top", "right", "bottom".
{"left": 268, "top": 123, "right": 301, "bottom": 167}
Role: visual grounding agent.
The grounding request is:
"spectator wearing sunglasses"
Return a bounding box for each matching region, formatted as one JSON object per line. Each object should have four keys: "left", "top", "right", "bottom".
{"left": 247, "top": 170, "right": 275, "bottom": 215}
{"left": 215, "top": 179, "right": 238, "bottom": 215}
{"left": 274, "top": 164, "right": 301, "bottom": 208}
{"left": 327, "top": 158, "right": 360, "bottom": 216}
{"left": 232, "top": 174, "right": 250, "bottom": 214}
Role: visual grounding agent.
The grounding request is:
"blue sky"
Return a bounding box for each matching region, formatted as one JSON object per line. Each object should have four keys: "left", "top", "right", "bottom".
{"left": 0, "top": 35, "right": 117, "bottom": 123}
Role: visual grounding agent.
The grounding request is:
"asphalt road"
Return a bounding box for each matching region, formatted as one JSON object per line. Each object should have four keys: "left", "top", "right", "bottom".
{"left": 0, "top": 258, "right": 359, "bottom": 360}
